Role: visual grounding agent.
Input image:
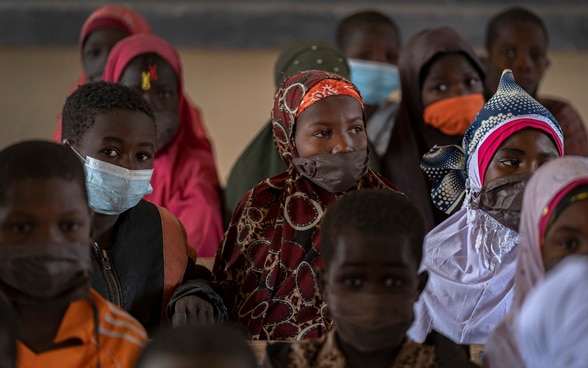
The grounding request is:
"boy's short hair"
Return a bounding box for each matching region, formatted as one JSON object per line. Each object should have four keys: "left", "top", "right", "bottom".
{"left": 321, "top": 189, "right": 425, "bottom": 267}
{"left": 485, "top": 7, "right": 548, "bottom": 51}
{"left": 0, "top": 140, "right": 87, "bottom": 205}
{"left": 336, "top": 10, "right": 400, "bottom": 50}
{"left": 135, "top": 324, "right": 258, "bottom": 368}
{"left": 61, "top": 81, "right": 155, "bottom": 145}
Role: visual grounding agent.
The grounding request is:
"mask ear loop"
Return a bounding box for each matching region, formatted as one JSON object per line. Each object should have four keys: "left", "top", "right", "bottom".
{"left": 62, "top": 139, "right": 86, "bottom": 162}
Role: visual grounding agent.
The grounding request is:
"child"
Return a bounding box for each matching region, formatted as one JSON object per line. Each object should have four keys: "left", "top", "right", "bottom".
{"left": 485, "top": 7, "right": 588, "bottom": 156}
{"left": 410, "top": 70, "right": 563, "bottom": 345}
{"left": 515, "top": 256, "right": 588, "bottom": 368}
{"left": 61, "top": 81, "right": 224, "bottom": 335}
{"left": 0, "top": 140, "right": 147, "bottom": 367}
{"left": 102, "top": 33, "right": 222, "bottom": 257}
{"left": 336, "top": 10, "right": 401, "bottom": 157}
{"left": 52, "top": 4, "right": 152, "bottom": 141}
{"left": 0, "top": 295, "right": 17, "bottom": 368}
{"left": 224, "top": 39, "right": 354, "bottom": 219}
{"left": 135, "top": 324, "right": 258, "bottom": 368}
{"left": 264, "top": 189, "right": 477, "bottom": 367}
{"left": 380, "top": 27, "right": 485, "bottom": 231}
{"left": 484, "top": 156, "right": 588, "bottom": 367}
{"left": 213, "top": 70, "right": 396, "bottom": 340}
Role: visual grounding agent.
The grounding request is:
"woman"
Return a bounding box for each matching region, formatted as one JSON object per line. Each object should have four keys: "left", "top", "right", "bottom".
{"left": 102, "top": 34, "right": 223, "bottom": 257}
{"left": 484, "top": 156, "right": 588, "bottom": 367}
{"left": 409, "top": 70, "right": 564, "bottom": 345}
{"left": 213, "top": 70, "right": 396, "bottom": 340}
{"left": 381, "top": 27, "right": 486, "bottom": 231}
{"left": 52, "top": 4, "right": 152, "bottom": 141}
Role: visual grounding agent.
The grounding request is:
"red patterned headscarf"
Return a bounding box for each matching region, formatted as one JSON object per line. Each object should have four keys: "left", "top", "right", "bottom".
{"left": 213, "top": 70, "right": 396, "bottom": 340}
{"left": 272, "top": 71, "right": 365, "bottom": 167}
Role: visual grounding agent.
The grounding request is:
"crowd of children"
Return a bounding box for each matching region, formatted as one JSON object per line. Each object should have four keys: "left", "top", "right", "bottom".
{"left": 1, "top": 4, "right": 588, "bottom": 368}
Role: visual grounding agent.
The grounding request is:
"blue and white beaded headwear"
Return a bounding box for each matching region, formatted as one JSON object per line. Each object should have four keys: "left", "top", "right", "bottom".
{"left": 421, "top": 69, "right": 564, "bottom": 214}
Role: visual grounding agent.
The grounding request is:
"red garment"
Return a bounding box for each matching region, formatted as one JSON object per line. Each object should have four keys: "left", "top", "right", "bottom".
{"left": 538, "top": 96, "right": 588, "bottom": 156}
{"left": 213, "top": 70, "right": 397, "bottom": 340}
{"left": 102, "top": 34, "right": 223, "bottom": 257}
{"left": 52, "top": 5, "right": 152, "bottom": 141}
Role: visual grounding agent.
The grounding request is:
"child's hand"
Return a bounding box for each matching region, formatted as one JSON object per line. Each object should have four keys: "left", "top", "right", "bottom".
{"left": 172, "top": 295, "right": 215, "bottom": 326}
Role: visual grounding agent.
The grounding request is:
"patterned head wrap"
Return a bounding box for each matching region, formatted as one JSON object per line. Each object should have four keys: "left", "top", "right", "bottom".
{"left": 274, "top": 40, "right": 350, "bottom": 87}
{"left": 272, "top": 70, "right": 365, "bottom": 167}
{"left": 422, "top": 69, "right": 564, "bottom": 214}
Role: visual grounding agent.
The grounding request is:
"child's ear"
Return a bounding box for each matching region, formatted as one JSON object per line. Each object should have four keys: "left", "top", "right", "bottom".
{"left": 417, "top": 270, "right": 428, "bottom": 295}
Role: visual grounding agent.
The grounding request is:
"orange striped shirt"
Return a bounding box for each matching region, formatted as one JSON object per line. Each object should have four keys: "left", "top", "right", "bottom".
{"left": 17, "top": 289, "right": 147, "bottom": 368}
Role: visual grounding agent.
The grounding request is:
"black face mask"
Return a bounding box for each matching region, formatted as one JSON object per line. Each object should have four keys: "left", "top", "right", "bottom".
{"left": 0, "top": 241, "right": 93, "bottom": 304}
{"left": 473, "top": 171, "right": 533, "bottom": 231}
{"left": 291, "top": 150, "right": 369, "bottom": 193}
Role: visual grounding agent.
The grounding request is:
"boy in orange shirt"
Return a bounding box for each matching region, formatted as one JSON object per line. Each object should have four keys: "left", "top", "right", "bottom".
{"left": 0, "top": 140, "right": 147, "bottom": 367}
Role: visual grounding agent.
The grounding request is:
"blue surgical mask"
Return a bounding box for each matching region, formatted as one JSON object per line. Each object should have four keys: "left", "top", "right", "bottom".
{"left": 348, "top": 58, "right": 400, "bottom": 106}
{"left": 66, "top": 142, "right": 153, "bottom": 215}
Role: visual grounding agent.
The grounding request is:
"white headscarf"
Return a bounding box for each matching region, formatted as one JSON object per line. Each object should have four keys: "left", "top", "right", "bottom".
{"left": 484, "top": 156, "right": 588, "bottom": 367}
{"left": 516, "top": 255, "right": 588, "bottom": 368}
{"left": 409, "top": 70, "right": 564, "bottom": 344}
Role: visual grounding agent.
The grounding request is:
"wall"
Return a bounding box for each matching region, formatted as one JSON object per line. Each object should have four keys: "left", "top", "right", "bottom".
{"left": 1, "top": 47, "right": 586, "bottom": 184}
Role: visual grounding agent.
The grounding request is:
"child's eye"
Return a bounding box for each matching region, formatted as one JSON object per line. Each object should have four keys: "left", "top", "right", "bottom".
{"left": 313, "top": 130, "right": 330, "bottom": 138}
{"left": 504, "top": 49, "right": 516, "bottom": 59}
{"left": 350, "top": 126, "right": 364, "bottom": 134}
{"left": 559, "top": 238, "right": 580, "bottom": 251}
{"left": 467, "top": 78, "right": 480, "bottom": 86}
{"left": 10, "top": 222, "right": 32, "bottom": 234}
{"left": 500, "top": 159, "right": 519, "bottom": 167}
{"left": 136, "top": 152, "right": 153, "bottom": 161}
{"left": 342, "top": 277, "right": 363, "bottom": 289}
{"left": 435, "top": 84, "right": 448, "bottom": 92}
{"left": 60, "top": 220, "right": 82, "bottom": 233}
{"left": 158, "top": 90, "right": 173, "bottom": 99}
{"left": 385, "top": 277, "right": 404, "bottom": 287}
{"left": 101, "top": 148, "right": 120, "bottom": 157}
{"left": 84, "top": 48, "right": 100, "bottom": 59}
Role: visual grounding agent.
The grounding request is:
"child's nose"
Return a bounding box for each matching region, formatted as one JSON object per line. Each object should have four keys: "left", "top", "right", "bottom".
{"left": 331, "top": 134, "right": 354, "bottom": 154}
{"left": 515, "top": 53, "right": 533, "bottom": 71}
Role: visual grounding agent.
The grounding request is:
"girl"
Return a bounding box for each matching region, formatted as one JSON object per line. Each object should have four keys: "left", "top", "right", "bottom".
{"left": 381, "top": 27, "right": 485, "bottom": 230}
{"left": 214, "top": 70, "right": 396, "bottom": 340}
{"left": 484, "top": 156, "right": 588, "bottom": 367}
{"left": 409, "top": 70, "right": 563, "bottom": 345}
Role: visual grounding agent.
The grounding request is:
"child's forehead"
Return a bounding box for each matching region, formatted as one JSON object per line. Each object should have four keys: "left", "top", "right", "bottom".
{"left": 333, "top": 231, "right": 417, "bottom": 264}
{"left": 494, "top": 20, "right": 547, "bottom": 43}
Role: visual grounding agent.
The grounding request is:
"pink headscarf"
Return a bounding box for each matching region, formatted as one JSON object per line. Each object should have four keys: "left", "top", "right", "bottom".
{"left": 484, "top": 156, "right": 588, "bottom": 367}
{"left": 102, "top": 34, "right": 223, "bottom": 257}
{"left": 53, "top": 5, "right": 152, "bottom": 141}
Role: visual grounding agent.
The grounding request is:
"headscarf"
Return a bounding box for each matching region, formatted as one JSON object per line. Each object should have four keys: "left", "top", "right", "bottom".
{"left": 102, "top": 34, "right": 223, "bottom": 257}
{"left": 408, "top": 70, "right": 564, "bottom": 344}
{"left": 380, "top": 27, "right": 485, "bottom": 231}
{"left": 273, "top": 40, "right": 350, "bottom": 87}
{"left": 515, "top": 255, "right": 588, "bottom": 368}
{"left": 484, "top": 156, "right": 588, "bottom": 367}
{"left": 213, "top": 70, "right": 395, "bottom": 340}
{"left": 52, "top": 5, "right": 152, "bottom": 141}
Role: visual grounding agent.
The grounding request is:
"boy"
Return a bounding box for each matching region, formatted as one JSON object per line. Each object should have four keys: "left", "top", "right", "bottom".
{"left": 336, "top": 10, "right": 401, "bottom": 157}
{"left": 135, "top": 324, "right": 259, "bottom": 368}
{"left": 0, "top": 140, "right": 146, "bottom": 367}
{"left": 484, "top": 7, "right": 588, "bottom": 156}
{"left": 61, "top": 81, "right": 224, "bottom": 335}
{"left": 264, "top": 189, "right": 476, "bottom": 367}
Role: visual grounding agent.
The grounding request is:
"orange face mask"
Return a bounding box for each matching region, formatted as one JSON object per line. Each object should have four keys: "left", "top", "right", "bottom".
{"left": 423, "top": 93, "right": 485, "bottom": 136}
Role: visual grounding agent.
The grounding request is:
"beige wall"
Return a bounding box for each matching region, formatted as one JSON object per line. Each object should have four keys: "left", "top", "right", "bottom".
{"left": 1, "top": 47, "right": 586, "bottom": 184}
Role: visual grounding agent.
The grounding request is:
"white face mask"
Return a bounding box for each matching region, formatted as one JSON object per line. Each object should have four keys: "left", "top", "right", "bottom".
{"left": 84, "top": 156, "right": 154, "bottom": 215}
{"left": 66, "top": 141, "right": 153, "bottom": 215}
{"left": 348, "top": 58, "right": 400, "bottom": 105}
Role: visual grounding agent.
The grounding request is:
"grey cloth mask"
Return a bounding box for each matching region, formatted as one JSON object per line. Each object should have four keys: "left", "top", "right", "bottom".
{"left": 292, "top": 150, "right": 369, "bottom": 193}
{"left": 473, "top": 171, "right": 533, "bottom": 231}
